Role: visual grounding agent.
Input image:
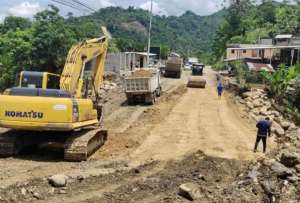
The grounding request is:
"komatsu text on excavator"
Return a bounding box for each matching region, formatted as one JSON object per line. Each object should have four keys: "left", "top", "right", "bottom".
{"left": 0, "top": 35, "right": 109, "bottom": 161}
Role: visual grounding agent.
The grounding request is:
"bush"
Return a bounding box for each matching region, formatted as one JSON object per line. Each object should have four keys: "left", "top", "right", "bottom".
{"left": 213, "top": 60, "right": 226, "bottom": 71}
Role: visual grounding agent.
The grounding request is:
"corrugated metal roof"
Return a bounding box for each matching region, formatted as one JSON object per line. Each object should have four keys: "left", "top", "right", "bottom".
{"left": 247, "top": 62, "right": 274, "bottom": 72}
{"left": 275, "top": 34, "right": 292, "bottom": 39}
{"left": 227, "top": 45, "right": 300, "bottom": 50}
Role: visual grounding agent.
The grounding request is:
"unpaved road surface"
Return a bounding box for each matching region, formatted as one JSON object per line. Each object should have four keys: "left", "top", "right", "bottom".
{"left": 0, "top": 68, "right": 275, "bottom": 202}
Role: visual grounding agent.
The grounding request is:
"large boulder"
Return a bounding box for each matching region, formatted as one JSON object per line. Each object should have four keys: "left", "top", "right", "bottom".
{"left": 271, "top": 121, "right": 285, "bottom": 136}
{"left": 260, "top": 106, "right": 270, "bottom": 116}
{"left": 253, "top": 99, "right": 263, "bottom": 108}
{"left": 252, "top": 94, "right": 261, "bottom": 100}
{"left": 270, "top": 111, "right": 280, "bottom": 118}
{"left": 178, "top": 183, "right": 203, "bottom": 200}
{"left": 251, "top": 108, "right": 260, "bottom": 116}
{"left": 270, "top": 161, "right": 293, "bottom": 177}
{"left": 280, "top": 120, "right": 292, "bottom": 130}
{"left": 263, "top": 101, "right": 272, "bottom": 109}
{"left": 242, "top": 91, "right": 253, "bottom": 99}
{"left": 247, "top": 165, "right": 261, "bottom": 182}
{"left": 261, "top": 180, "right": 278, "bottom": 196}
{"left": 48, "top": 174, "right": 69, "bottom": 187}
{"left": 280, "top": 149, "right": 300, "bottom": 168}
{"left": 246, "top": 101, "right": 254, "bottom": 109}
{"left": 295, "top": 164, "right": 300, "bottom": 173}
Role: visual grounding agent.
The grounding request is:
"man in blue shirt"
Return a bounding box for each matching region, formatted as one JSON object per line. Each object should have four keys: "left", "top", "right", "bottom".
{"left": 254, "top": 117, "right": 272, "bottom": 153}
{"left": 217, "top": 82, "right": 224, "bottom": 98}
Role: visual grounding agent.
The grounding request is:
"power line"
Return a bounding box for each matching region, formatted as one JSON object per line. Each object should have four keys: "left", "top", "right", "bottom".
{"left": 50, "top": 0, "right": 91, "bottom": 13}
{"left": 71, "top": 0, "right": 96, "bottom": 12}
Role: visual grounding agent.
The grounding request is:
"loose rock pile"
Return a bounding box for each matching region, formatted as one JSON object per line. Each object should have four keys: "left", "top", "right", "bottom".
{"left": 101, "top": 81, "right": 118, "bottom": 91}
{"left": 237, "top": 89, "right": 296, "bottom": 136}
{"left": 231, "top": 88, "right": 300, "bottom": 202}
{"left": 233, "top": 130, "right": 300, "bottom": 202}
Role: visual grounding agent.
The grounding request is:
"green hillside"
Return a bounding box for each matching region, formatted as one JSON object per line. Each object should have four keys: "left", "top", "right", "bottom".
{"left": 68, "top": 7, "right": 226, "bottom": 55}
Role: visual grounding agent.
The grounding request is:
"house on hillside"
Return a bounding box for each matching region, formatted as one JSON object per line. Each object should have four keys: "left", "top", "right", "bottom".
{"left": 226, "top": 44, "right": 274, "bottom": 61}
{"left": 188, "top": 57, "right": 198, "bottom": 64}
{"left": 274, "top": 34, "right": 293, "bottom": 46}
{"left": 225, "top": 34, "right": 300, "bottom": 68}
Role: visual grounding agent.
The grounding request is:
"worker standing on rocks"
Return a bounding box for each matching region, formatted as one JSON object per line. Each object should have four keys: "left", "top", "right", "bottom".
{"left": 254, "top": 117, "right": 272, "bottom": 153}
{"left": 217, "top": 82, "right": 224, "bottom": 99}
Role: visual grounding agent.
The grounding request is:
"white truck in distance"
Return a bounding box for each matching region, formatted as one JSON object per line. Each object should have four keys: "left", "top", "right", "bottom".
{"left": 124, "top": 69, "right": 162, "bottom": 105}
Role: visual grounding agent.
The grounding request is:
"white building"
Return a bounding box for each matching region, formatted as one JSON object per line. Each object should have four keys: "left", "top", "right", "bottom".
{"left": 105, "top": 52, "right": 156, "bottom": 73}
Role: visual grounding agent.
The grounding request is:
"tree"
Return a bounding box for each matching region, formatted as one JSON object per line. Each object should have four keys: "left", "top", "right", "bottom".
{"left": 31, "top": 5, "right": 76, "bottom": 73}
{"left": 0, "top": 16, "right": 31, "bottom": 34}
{"left": 0, "top": 29, "right": 33, "bottom": 90}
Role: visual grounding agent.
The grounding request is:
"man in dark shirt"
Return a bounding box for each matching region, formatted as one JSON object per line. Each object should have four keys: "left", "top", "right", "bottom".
{"left": 217, "top": 82, "right": 224, "bottom": 99}
{"left": 254, "top": 117, "right": 272, "bottom": 153}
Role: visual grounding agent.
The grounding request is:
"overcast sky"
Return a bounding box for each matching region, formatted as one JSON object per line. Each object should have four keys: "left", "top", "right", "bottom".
{"left": 0, "top": 0, "right": 227, "bottom": 21}
{"left": 0, "top": 0, "right": 286, "bottom": 21}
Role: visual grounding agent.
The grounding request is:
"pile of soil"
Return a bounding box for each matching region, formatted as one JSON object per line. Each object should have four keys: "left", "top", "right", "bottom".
{"left": 129, "top": 69, "right": 154, "bottom": 78}
{"left": 0, "top": 151, "right": 255, "bottom": 203}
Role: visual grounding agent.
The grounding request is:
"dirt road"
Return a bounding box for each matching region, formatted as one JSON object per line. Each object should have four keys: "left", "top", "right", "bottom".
{"left": 0, "top": 68, "right": 275, "bottom": 202}
{"left": 130, "top": 69, "right": 262, "bottom": 166}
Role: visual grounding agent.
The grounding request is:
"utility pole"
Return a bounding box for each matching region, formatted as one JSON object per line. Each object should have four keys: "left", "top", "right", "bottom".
{"left": 146, "top": 0, "right": 153, "bottom": 68}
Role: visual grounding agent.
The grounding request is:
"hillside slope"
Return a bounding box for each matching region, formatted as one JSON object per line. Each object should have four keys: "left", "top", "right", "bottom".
{"left": 70, "top": 7, "right": 225, "bottom": 54}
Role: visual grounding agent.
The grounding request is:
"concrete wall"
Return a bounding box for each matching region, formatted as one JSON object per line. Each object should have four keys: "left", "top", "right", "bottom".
{"left": 105, "top": 52, "right": 155, "bottom": 74}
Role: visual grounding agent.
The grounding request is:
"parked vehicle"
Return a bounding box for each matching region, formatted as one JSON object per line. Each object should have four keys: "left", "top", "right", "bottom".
{"left": 165, "top": 55, "right": 183, "bottom": 78}
{"left": 192, "top": 63, "right": 205, "bottom": 76}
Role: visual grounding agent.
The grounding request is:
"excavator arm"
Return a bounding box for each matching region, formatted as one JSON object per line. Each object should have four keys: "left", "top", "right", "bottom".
{"left": 60, "top": 36, "right": 108, "bottom": 99}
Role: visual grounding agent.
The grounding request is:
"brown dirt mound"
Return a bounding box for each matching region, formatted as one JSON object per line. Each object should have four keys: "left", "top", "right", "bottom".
{"left": 130, "top": 69, "right": 153, "bottom": 78}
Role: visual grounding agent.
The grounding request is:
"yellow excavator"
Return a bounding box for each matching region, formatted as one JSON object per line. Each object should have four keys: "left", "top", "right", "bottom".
{"left": 0, "top": 34, "right": 108, "bottom": 161}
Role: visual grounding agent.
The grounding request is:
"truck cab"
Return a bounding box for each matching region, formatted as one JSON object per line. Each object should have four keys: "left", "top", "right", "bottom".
{"left": 192, "top": 63, "right": 205, "bottom": 76}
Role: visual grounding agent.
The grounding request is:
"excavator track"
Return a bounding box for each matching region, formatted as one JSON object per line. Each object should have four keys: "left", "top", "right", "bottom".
{"left": 0, "top": 130, "right": 40, "bottom": 157}
{"left": 0, "top": 130, "right": 20, "bottom": 157}
{"left": 64, "top": 128, "right": 107, "bottom": 161}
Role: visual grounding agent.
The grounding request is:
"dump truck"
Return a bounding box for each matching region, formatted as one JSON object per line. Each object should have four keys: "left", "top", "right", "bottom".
{"left": 192, "top": 63, "right": 205, "bottom": 76}
{"left": 164, "top": 55, "right": 183, "bottom": 78}
{"left": 124, "top": 69, "right": 161, "bottom": 104}
{"left": 187, "top": 76, "right": 207, "bottom": 88}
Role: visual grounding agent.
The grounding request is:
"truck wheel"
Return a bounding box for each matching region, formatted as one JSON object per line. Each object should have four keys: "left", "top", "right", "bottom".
{"left": 127, "top": 96, "right": 134, "bottom": 105}
{"left": 177, "top": 72, "right": 181, "bottom": 78}
{"left": 147, "top": 94, "right": 155, "bottom": 105}
{"left": 152, "top": 94, "right": 156, "bottom": 104}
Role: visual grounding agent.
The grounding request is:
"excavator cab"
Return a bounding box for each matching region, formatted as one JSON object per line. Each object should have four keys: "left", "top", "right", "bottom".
{"left": 19, "top": 71, "right": 60, "bottom": 89}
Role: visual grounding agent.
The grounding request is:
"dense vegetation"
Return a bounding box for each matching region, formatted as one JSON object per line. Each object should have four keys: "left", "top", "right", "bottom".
{"left": 66, "top": 6, "right": 225, "bottom": 56}
{"left": 0, "top": 5, "right": 224, "bottom": 90}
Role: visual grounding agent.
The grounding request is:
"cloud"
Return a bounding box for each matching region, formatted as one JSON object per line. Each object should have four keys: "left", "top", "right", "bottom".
{"left": 157, "top": 0, "right": 221, "bottom": 16}
{"left": 88, "top": 0, "right": 116, "bottom": 9}
{"left": 8, "top": 1, "right": 43, "bottom": 18}
{"left": 139, "top": 1, "right": 168, "bottom": 16}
